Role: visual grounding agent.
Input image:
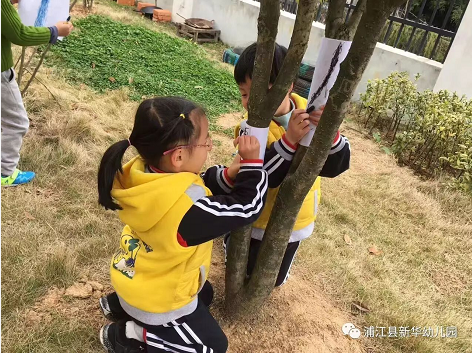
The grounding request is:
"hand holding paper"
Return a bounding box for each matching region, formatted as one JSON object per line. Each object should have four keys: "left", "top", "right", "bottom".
{"left": 285, "top": 109, "right": 311, "bottom": 145}
{"left": 55, "top": 21, "right": 73, "bottom": 37}
{"left": 234, "top": 136, "right": 260, "bottom": 160}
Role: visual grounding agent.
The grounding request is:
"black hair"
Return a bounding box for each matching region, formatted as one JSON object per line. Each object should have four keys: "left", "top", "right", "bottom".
{"left": 97, "top": 96, "right": 205, "bottom": 210}
{"left": 234, "top": 43, "right": 288, "bottom": 85}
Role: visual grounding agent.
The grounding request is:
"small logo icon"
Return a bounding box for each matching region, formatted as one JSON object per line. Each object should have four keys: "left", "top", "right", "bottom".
{"left": 342, "top": 323, "right": 361, "bottom": 339}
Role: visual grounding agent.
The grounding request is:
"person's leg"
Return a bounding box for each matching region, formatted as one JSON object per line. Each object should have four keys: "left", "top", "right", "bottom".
{"left": 143, "top": 300, "right": 228, "bottom": 353}
{"left": 275, "top": 241, "right": 301, "bottom": 287}
{"left": 1, "top": 69, "right": 30, "bottom": 176}
{"left": 100, "top": 291, "right": 132, "bottom": 322}
{"left": 100, "top": 280, "right": 214, "bottom": 323}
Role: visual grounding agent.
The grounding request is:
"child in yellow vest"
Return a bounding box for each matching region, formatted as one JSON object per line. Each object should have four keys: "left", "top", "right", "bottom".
{"left": 97, "top": 97, "right": 268, "bottom": 353}
{"left": 225, "top": 43, "right": 351, "bottom": 286}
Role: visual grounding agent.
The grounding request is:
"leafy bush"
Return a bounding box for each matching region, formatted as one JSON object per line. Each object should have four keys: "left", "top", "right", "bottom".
{"left": 48, "top": 15, "right": 241, "bottom": 119}
{"left": 359, "top": 72, "right": 472, "bottom": 193}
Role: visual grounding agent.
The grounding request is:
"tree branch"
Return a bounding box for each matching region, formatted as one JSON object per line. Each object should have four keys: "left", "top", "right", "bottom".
{"left": 333, "top": 0, "right": 367, "bottom": 40}
{"left": 266, "top": 0, "right": 319, "bottom": 111}
{"left": 225, "top": 0, "right": 281, "bottom": 315}
{"left": 247, "top": 0, "right": 281, "bottom": 128}
{"left": 325, "top": 0, "right": 346, "bottom": 38}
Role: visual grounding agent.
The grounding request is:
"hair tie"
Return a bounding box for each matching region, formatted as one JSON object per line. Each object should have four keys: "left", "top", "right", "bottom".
{"left": 127, "top": 138, "right": 132, "bottom": 147}
{"left": 180, "top": 113, "right": 186, "bottom": 120}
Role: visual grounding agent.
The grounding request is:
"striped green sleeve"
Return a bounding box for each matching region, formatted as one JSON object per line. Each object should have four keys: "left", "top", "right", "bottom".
{"left": 1, "top": 0, "right": 51, "bottom": 46}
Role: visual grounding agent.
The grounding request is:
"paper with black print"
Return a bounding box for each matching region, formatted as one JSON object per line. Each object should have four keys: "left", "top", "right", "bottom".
{"left": 300, "top": 38, "right": 352, "bottom": 147}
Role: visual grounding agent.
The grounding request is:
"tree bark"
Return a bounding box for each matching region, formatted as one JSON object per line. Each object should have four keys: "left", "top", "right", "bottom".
{"left": 287, "top": 0, "right": 367, "bottom": 175}
{"left": 244, "top": 0, "right": 407, "bottom": 310}
{"left": 224, "top": 0, "right": 320, "bottom": 317}
{"left": 224, "top": 0, "right": 281, "bottom": 314}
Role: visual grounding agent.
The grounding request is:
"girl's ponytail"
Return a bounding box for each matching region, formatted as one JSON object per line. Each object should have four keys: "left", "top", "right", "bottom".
{"left": 97, "top": 139, "right": 130, "bottom": 210}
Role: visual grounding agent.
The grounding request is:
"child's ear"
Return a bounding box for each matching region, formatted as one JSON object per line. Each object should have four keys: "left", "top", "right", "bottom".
{"left": 170, "top": 150, "right": 185, "bottom": 169}
{"left": 289, "top": 83, "right": 294, "bottom": 93}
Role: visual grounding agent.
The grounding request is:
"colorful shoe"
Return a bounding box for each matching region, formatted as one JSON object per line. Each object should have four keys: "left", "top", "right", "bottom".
{"left": 1, "top": 169, "right": 35, "bottom": 187}
{"left": 99, "top": 321, "right": 145, "bottom": 353}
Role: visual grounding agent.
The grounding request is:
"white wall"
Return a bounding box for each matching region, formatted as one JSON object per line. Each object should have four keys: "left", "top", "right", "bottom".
{"left": 155, "top": 0, "right": 174, "bottom": 11}
{"left": 189, "top": 0, "right": 443, "bottom": 99}
{"left": 172, "top": 0, "right": 194, "bottom": 23}
{"left": 434, "top": 3, "right": 472, "bottom": 99}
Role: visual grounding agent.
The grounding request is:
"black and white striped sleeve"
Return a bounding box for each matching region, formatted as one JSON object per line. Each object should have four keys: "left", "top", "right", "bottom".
{"left": 200, "top": 165, "right": 234, "bottom": 195}
{"left": 264, "top": 134, "right": 297, "bottom": 188}
{"left": 178, "top": 160, "right": 268, "bottom": 246}
{"left": 319, "top": 131, "right": 351, "bottom": 178}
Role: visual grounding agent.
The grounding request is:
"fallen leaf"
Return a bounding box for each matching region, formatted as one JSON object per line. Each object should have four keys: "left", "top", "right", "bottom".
{"left": 24, "top": 211, "right": 35, "bottom": 220}
{"left": 368, "top": 245, "right": 383, "bottom": 256}
{"left": 344, "top": 234, "right": 352, "bottom": 245}
{"left": 128, "top": 77, "right": 134, "bottom": 84}
{"left": 351, "top": 301, "right": 370, "bottom": 315}
{"left": 91, "top": 62, "right": 96, "bottom": 69}
{"left": 109, "top": 76, "right": 116, "bottom": 83}
{"left": 194, "top": 85, "right": 203, "bottom": 89}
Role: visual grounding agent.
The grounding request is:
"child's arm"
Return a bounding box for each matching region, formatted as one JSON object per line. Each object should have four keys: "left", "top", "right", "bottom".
{"left": 200, "top": 156, "right": 240, "bottom": 195}
{"left": 1, "top": 0, "right": 72, "bottom": 46}
{"left": 178, "top": 137, "right": 268, "bottom": 246}
{"left": 319, "top": 131, "right": 350, "bottom": 178}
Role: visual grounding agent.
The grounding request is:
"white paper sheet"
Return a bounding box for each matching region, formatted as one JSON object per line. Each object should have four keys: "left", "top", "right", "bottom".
{"left": 19, "top": 0, "right": 69, "bottom": 28}
{"left": 240, "top": 121, "right": 269, "bottom": 160}
{"left": 299, "top": 38, "right": 352, "bottom": 147}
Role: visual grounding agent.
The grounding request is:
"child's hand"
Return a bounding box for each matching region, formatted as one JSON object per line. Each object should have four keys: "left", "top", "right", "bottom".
{"left": 227, "top": 155, "right": 241, "bottom": 180}
{"left": 55, "top": 21, "right": 74, "bottom": 37}
{"left": 285, "top": 109, "right": 311, "bottom": 145}
{"left": 308, "top": 105, "right": 324, "bottom": 127}
{"left": 235, "top": 136, "right": 260, "bottom": 160}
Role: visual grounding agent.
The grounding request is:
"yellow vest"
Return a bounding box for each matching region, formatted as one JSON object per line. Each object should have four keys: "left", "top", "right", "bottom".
{"left": 110, "top": 157, "right": 212, "bottom": 313}
{"left": 235, "top": 93, "right": 321, "bottom": 232}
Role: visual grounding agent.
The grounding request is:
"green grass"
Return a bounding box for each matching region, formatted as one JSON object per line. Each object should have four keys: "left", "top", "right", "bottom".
{"left": 47, "top": 15, "right": 241, "bottom": 119}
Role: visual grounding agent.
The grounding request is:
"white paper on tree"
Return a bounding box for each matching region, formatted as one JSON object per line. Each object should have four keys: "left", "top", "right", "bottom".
{"left": 299, "top": 38, "right": 352, "bottom": 147}
{"left": 19, "top": 0, "right": 69, "bottom": 31}
{"left": 239, "top": 121, "right": 269, "bottom": 160}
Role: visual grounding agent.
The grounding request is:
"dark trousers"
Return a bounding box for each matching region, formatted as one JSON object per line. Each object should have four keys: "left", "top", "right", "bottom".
{"left": 224, "top": 235, "right": 301, "bottom": 287}
{"left": 107, "top": 281, "right": 228, "bottom": 353}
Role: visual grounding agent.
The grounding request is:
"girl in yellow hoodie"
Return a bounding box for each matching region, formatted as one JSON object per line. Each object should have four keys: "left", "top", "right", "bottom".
{"left": 97, "top": 97, "right": 268, "bottom": 353}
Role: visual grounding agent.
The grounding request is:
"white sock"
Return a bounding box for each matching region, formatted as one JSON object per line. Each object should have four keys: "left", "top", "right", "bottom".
{"left": 125, "top": 321, "right": 144, "bottom": 342}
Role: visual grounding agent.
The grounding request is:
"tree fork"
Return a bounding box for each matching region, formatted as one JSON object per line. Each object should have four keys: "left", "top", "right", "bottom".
{"left": 245, "top": 0, "right": 407, "bottom": 311}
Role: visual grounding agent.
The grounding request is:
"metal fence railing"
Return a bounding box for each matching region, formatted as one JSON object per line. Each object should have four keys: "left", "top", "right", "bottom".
{"left": 255, "top": 0, "right": 468, "bottom": 63}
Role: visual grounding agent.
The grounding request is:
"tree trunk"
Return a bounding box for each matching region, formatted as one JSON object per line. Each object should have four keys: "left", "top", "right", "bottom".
{"left": 244, "top": 0, "right": 407, "bottom": 312}
{"left": 288, "top": 0, "right": 367, "bottom": 175}
{"left": 224, "top": 0, "right": 281, "bottom": 315}
{"left": 224, "top": 0, "right": 320, "bottom": 317}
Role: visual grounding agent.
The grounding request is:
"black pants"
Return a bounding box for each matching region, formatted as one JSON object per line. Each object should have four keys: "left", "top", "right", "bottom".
{"left": 224, "top": 235, "right": 301, "bottom": 287}
{"left": 107, "top": 281, "right": 228, "bottom": 353}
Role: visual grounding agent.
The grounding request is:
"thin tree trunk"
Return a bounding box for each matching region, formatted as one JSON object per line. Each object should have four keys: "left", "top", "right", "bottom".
{"left": 225, "top": 0, "right": 320, "bottom": 317}
{"left": 288, "top": 0, "right": 367, "bottom": 175}
{"left": 244, "top": 0, "right": 407, "bottom": 310}
{"left": 224, "top": 0, "right": 281, "bottom": 315}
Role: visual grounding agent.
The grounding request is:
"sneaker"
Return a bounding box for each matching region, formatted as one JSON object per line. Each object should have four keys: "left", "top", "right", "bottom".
{"left": 99, "top": 322, "right": 145, "bottom": 353}
{"left": 1, "top": 169, "right": 35, "bottom": 187}
{"left": 99, "top": 293, "right": 131, "bottom": 322}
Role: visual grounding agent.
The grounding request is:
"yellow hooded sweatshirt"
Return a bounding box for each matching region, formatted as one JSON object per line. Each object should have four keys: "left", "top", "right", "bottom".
{"left": 110, "top": 157, "right": 212, "bottom": 325}
{"left": 235, "top": 93, "right": 321, "bottom": 241}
